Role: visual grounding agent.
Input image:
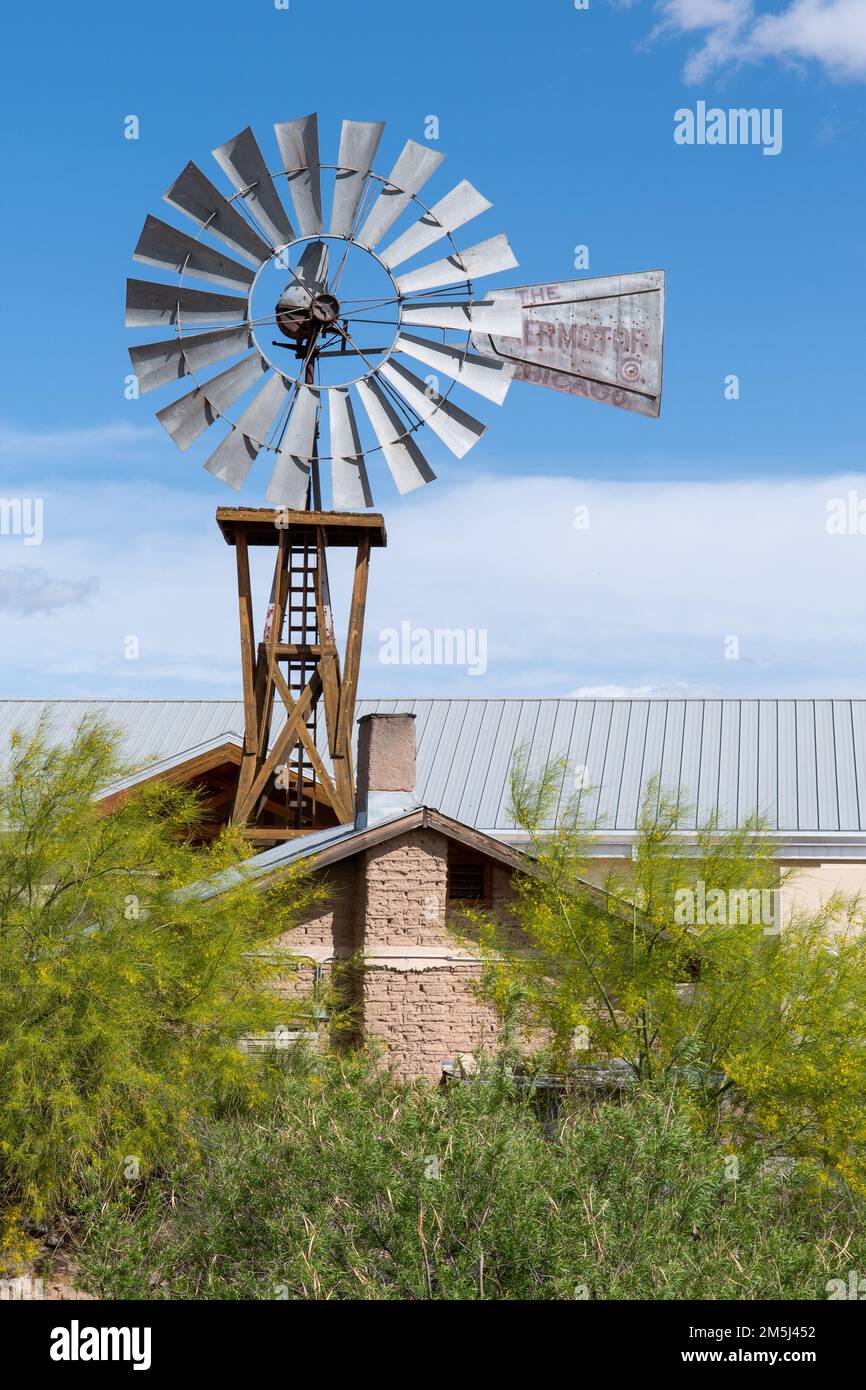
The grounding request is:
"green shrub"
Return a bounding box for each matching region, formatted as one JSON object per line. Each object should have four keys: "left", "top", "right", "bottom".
{"left": 0, "top": 718, "right": 322, "bottom": 1229}
{"left": 77, "top": 1055, "right": 866, "bottom": 1300}
{"left": 467, "top": 757, "right": 866, "bottom": 1192}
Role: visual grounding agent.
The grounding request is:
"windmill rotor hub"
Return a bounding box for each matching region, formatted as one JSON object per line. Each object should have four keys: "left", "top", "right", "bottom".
{"left": 311, "top": 291, "right": 340, "bottom": 325}
{"left": 262, "top": 234, "right": 402, "bottom": 384}
{"left": 275, "top": 287, "right": 340, "bottom": 341}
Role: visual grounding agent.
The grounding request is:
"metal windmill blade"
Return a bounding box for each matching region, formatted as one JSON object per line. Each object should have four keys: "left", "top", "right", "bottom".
{"left": 129, "top": 326, "right": 253, "bottom": 394}
{"left": 266, "top": 385, "right": 320, "bottom": 508}
{"left": 133, "top": 215, "right": 255, "bottom": 292}
{"left": 401, "top": 296, "right": 523, "bottom": 336}
{"left": 394, "top": 332, "right": 514, "bottom": 406}
{"left": 164, "top": 162, "right": 271, "bottom": 266}
{"left": 211, "top": 126, "right": 296, "bottom": 249}
{"left": 274, "top": 113, "right": 323, "bottom": 237}
{"left": 378, "top": 360, "right": 487, "bottom": 459}
{"left": 125, "top": 279, "right": 248, "bottom": 327}
{"left": 379, "top": 180, "right": 492, "bottom": 268}
{"left": 394, "top": 234, "right": 518, "bottom": 295}
{"left": 203, "top": 370, "right": 292, "bottom": 490}
{"left": 356, "top": 140, "right": 445, "bottom": 250}
{"left": 355, "top": 377, "right": 436, "bottom": 495}
{"left": 156, "top": 353, "right": 270, "bottom": 451}
{"left": 328, "top": 387, "right": 373, "bottom": 508}
{"left": 330, "top": 120, "right": 385, "bottom": 238}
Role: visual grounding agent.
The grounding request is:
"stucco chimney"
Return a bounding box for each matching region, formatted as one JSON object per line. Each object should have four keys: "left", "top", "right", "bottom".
{"left": 355, "top": 713, "right": 417, "bottom": 828}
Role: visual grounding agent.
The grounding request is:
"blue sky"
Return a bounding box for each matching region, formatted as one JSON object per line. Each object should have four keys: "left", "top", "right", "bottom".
{"left": 2, "top": 0, "right": 866, "bottom": 700}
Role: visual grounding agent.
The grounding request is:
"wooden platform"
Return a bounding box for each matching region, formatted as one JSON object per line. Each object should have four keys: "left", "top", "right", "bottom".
{"left": 216, "top": 507, "right": 387, "bottom": 549}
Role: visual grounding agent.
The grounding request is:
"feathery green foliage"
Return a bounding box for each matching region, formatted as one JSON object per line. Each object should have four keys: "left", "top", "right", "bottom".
{"left": 465, "top": 751, "right": 866, "bottom": 1190}
{"left": 0, "top": 717, "right": 323, "bottom": 1225}
{"left": 76, "top": 1054, "right": 866, "bottom": 1300}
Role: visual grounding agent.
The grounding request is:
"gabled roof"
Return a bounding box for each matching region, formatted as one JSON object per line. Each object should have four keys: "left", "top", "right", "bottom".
{"left": 197, "top": 803, "right": 634, "bottom": 928}
{"left": 96, "top": 734, "right": 242, "bottom": 807}
{"left": 239, "top": 806, "right": 526, "bottom": 888}
{"left": 4, "top": 697, "right": 866, "bottom": 854}
{"left": 189, "top": 804, "right": 529, "bottom": 905}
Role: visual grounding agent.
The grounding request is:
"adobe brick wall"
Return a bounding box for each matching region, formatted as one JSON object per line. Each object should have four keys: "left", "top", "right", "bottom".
{"left": 360, "top": 829, "right": 448, "bottom": 947}
{"left": 272, "top": 858, "right": 359, "bottom": 1019}
{"left": 269, "top": 826, "right": 519, "bottom": 1076}
{"left": 362, "top": 964, "right": 501, "bottom": 1080}
{"left": 275, "top": 858, "right": 360, "bottom": 954}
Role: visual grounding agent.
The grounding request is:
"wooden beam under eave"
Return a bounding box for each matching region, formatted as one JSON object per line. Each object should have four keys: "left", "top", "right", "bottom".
{"left": 241, "top": 828, "right": 325, "bottom": 843}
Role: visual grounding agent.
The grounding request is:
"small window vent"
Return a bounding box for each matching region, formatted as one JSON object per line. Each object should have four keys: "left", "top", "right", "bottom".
{"left": 448, "top": 861, "right": 489, "bottom": 902}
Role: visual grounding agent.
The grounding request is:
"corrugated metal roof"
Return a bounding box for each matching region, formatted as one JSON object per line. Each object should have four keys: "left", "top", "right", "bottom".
{"left": 3, "top": 697, "right": 866, "bottom": 842}
{"left": 0, "top": 699, "right": 245, "bottom": 768}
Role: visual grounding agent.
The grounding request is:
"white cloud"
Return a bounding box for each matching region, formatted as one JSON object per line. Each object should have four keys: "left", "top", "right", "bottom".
{"left": 658, "top": 0, "right": 751, "bottom": 36}
{"left": 0, "top": 481, "right": 234, "bottom": 694}
{"left": 652, "top": 0, "right": 866, "bottom": 82}
{"left": 567, "top": 682, "right": 704, "bottom": 697}
{"left": 366, "top": 471, "right": 866, "bottom": 696}
{"left": 0, "top": 567, "right": 98, "bottom": 617}
{"left": 2, "top": 469, "right": 866, "bottom": 699}
{"left": 0, "top": 420, "right": 160, "bottom": 461}
{"left": 750, "top": 0, "right": 866, "bottom": 79}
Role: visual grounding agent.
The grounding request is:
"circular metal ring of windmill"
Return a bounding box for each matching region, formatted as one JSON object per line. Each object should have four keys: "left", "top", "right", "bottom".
{"left": 127, "top": 114, "right": 525, "bottom": 511}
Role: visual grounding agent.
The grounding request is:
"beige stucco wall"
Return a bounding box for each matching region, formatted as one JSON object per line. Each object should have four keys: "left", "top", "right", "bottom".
{"left": 588, "top": 854, "right": 866, "bottom": 935}
{"left": 778, "top": 861, "right": 866, "bottom": 930}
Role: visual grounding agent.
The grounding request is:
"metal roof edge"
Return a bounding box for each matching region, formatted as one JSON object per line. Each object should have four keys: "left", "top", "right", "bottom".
{"left": 8, "top": 695, "right": 866, "bottom": 704}
{"left": 487, "top": 829, "right": 866, "bottom": 862}
{"left": 95, "top": 732, "right": 244, "bottom": 799}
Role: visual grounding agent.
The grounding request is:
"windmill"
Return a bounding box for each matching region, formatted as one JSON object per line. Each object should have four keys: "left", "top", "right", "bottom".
{"left": 126, "top": 114, "right": 665, "bottom": 839}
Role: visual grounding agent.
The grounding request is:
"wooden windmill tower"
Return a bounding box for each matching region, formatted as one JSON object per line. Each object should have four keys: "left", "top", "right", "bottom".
{"left": 126, "top": 114, "right": 665, "bottom": 839}
{"left": 216, "top": 505, "right": 383, "bottom": 835}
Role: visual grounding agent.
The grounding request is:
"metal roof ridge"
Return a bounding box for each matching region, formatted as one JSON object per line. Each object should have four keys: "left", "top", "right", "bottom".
{"left": 4, "top": 695, "right": 866, "bottom": 704}
{"left": 5, "top": 695, "right": 866, "bottom": 706}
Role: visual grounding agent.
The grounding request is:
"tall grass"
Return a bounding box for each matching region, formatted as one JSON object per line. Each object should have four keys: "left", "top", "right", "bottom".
{"left": 77, "top": 1054, "right": 866, "bottom": 1301}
